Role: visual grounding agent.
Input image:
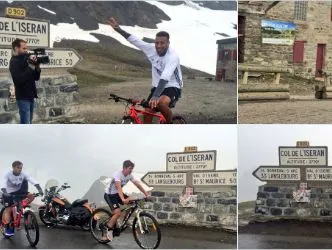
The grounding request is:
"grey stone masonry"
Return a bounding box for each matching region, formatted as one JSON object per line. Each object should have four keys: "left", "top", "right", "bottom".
{"left": 145, "top": 190, "right": 237, "bottom": 230}
{"left": 0, "top": 74, "right": 81, "bottom": 123}
{"left": 255, "top": 184, "right": 332, "bottom": 217}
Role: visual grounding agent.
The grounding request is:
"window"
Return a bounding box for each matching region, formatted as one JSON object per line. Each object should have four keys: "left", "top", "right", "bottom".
{"left": 293, "top": 41, "right": 305, "bottom": 63}
{"left": 294, "top": 1, "right": 308, "bottom": 21}
{"left": 233, "top": 49, "right": 237, "bottom": 61}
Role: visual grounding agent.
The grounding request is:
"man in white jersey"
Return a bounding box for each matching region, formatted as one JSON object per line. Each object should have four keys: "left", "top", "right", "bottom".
{"left": 1, "top": 161, "right": 43, "bottom": 237}
{"left": 108, "top": 17, "right": 183, "bottom": 124}
{"left": 103, "top": 160, "right": 149, "bottom": 241}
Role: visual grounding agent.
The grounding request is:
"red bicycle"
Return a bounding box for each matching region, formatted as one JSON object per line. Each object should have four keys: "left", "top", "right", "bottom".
{"left": 109, "top": 93, "right": 186, "bottom": 124}
{"left": 0, "top": 193, "right": 41, "bottom": 247}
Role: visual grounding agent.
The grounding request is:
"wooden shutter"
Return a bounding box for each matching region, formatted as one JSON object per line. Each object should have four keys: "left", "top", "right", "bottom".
{"left": 293, "top": 41, "right": 305, "bottom": 63}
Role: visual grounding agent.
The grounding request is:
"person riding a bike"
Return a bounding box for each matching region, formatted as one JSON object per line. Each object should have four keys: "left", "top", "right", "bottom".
{"left": 1, "top": 161, "right": 43, "bottom": 237}
{"left": 103, "top": 160, "right": 150, "bottom": 241}
{"left": 107, "top": 17, "right": 183, "bottom": 124}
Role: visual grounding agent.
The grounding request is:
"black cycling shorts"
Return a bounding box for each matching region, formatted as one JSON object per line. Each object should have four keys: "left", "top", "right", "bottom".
{"left": 104, "top": 193, "right": 128, "bottom": 210}
{"left": 147, "top": 87, "right": 181, "bottom": 108}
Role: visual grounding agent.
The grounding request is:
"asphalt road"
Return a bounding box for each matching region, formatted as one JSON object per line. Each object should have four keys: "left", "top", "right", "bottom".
{"left": 239, "top": 220, "right": 332, "bottom": 249}
{"left": 1, "top": 224, "right": 236, "bottom": 249}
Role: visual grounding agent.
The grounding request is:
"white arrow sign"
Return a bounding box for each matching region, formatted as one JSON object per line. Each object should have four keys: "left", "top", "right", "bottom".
{"left": 306, "top": 167, "right": 332, "bottom": 181}
{"left": 279, "top": 146, "right": 328, "bottom": 166}
{"left": 141, "top": 172, "right": 187, "bottom": 187}
{"left": 253, "top": 166, "right": 301, "bottom": 182}
{"left": 0, "top": 17, "right": 50, "bottom": 47}
{"left": 192, "top": 170, "right": 237, "bottom": 186}
{"left": 0, "top": 48, "right": 82, "bottom": 69}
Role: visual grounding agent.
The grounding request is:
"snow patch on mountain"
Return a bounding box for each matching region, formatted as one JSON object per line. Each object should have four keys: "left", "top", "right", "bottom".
{"left": 50, "top": 1, "right": 236, "bottom": 75}
{"left": 37, "top": 5, "right": 56, "bottom": 15}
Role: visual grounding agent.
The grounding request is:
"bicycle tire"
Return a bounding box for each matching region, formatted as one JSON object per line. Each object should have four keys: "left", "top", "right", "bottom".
{"left": 90, "top": 208, "right": 112, "bottom": 244}
{"left": 0, "top": 208, "right": 6, "bottom": 237}
{"left": 121, "top": 116, "right": 136, "bottom": 124}
{"left": 24, "top": 210, "right": 40, "bottom": 247}
{"left": 172, "top": 115, "right": 187, "bottom": 124}
{"left": 132, "top": 212, "right": 161, "bottom": 249}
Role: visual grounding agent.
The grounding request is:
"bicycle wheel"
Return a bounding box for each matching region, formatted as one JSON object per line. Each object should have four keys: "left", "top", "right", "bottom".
{"left": 172, "top": 115, "right": 187, "bottom": 124}
{"left": 121, "top": 116, "right": 136, "bottom": 124}
{"left": 24, "top": 210, "right": 39, "bottom": 247}
{"left": 90, "top": 208, "right": 112, "bottom": 244}
{"left": 132, "top": 212, "right": 161, "bottom": 249}
{"left": 0, "top": 208, "right": 6, "bottom": 237}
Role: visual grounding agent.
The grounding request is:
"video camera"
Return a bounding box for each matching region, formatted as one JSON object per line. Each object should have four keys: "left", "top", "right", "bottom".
{"left": 27, "top": 48, "right": 50, "bottom": 65}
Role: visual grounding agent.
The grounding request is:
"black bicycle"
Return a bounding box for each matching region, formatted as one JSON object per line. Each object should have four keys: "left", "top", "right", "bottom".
{"left": 90, "top": 198, "right": 161, "bottom": 249}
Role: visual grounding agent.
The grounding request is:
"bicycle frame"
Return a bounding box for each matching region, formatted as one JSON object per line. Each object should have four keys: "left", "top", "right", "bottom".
{"left": 126, "top": 105, "right": 166, "bottom": 124}
{"left": 119, "top": 202, "right": 146, "bottom": 234}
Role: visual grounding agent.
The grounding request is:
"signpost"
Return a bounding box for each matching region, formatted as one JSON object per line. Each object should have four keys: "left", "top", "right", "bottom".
{"left": 192, "top": 170, "right": 237, "bottom": 186}
{"left": 166, "top": 150, "right": 216, "bottom": 172}
{"left": 253, "top": 166, "right": 301, "bottom": 181}
{"left": 141, "top": 172, "right": 187, "bottom": 187}
{"left": 0, "top": 48, "right": 82, "bottom": 69}
{"left": 279, "top": 146, "right": 328, "bottom": 166}
{"left": 5, "top": 7, "right": 26, "bottom": 19}
{"left": 306, "top": 168, "right": 332, "bottom": 181}
{"left": 0, "top": 16, "right": 50, "bottom": 47}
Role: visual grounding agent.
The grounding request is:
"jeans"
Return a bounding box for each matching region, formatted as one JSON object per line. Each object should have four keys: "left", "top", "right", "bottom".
{"left": 16, "top": 99, "right": 35, "bottom": 124}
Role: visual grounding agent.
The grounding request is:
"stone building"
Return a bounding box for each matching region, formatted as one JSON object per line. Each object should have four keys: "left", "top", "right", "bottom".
{"left": 216, "top": 38, "right": 237, "bottom": 82}
{"left": 239, "top": 1, "right": 332, "bottom": 78}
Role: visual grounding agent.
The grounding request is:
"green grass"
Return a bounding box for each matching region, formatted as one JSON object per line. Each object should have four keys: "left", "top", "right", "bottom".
{"left": 238, "top": 200, "right": 256, "bottom": 210}
{"left": 68, "top": 68, "right": 126, "bottom": 87}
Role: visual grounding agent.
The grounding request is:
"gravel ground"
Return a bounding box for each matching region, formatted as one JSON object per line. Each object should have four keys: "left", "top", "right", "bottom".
{"left": 79, "top": 78, "right": 237, "bottom": 124}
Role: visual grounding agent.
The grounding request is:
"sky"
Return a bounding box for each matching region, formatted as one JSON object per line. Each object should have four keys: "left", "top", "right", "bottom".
{"left": 0, "top": 125, "right": 237, "bottom": 201}
{"left": 238, "top": 125, "right": 332, "bottom": 203}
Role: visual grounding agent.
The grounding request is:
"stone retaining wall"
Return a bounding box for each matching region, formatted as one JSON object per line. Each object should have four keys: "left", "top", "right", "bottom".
{"left": 255, "top": 185, "right": 332, "bottom": 217}
{"left": 144, "top": 190, "right": 237, "bottom": 230}
{"left": 0, "top": 74, "right": 80, "bottom": 123}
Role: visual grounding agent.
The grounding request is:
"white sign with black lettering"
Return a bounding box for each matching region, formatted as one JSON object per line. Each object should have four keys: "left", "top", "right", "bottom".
{"left": 166, "top": 150, "right": 216, "bottom": 172}
{"left": 279, "top": 147, "right": 327, "bottom": 166}
{"left": 306, "top": 168, "right": 332, "bottom": 181}
{"left": 141, "top": 172, "right": 186, "bottom": 187}
{"left": 253, "top": 166, "right": 301, "bottom": 181}
{"left": 192, "top": 171, "right": 236, "bottom": 186}
{"left": 0, "top": 48, "right": 82, "bottom": 69}
{"left": 0, "top": 17, "right": 50, "bottom": 47}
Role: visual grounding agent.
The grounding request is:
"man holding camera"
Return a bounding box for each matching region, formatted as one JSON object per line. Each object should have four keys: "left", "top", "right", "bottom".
{"left": 9, "top": 38, "right": 41, "bottom": 124}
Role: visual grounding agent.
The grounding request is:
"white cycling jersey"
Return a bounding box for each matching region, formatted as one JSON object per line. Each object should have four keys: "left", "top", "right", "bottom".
{"left": 127, "top": 35, "right": 183, "bottom": 89}
{"left": 2, "top": 171, "right": 37, "bottom": 194}
{"left": 105, "top": 170, "right": 137, "bottom": 195}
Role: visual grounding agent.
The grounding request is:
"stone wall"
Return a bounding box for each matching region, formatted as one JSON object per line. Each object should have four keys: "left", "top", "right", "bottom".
{"left": 144, "top": 190, "right": 237, "bottom": 231}
{"left": 255, "top": 184, "right": 332, "bottom": 217}
{"left": 240, "top": 1, "right": 332, "bottom": 79}
{"left": 0, "top": 74, "right": 80, "bottom": 123}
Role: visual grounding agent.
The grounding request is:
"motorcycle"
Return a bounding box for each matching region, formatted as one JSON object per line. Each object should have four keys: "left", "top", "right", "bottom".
{"left": 38, "top": 179, "right": 94, "bottom": 231}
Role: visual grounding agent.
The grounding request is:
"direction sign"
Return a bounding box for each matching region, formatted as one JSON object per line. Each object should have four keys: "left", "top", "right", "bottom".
{"left": 141, "top": 172, "right": 187, "bottom": 187}
{"left": 0, "top": 16, "right": 50, "bottom": 47}
{"left": 279, "top": 146, "right": 328, "bottom": 166}
{"left": 166, "top": 150, "right": 216, "bottom": 172}
{"left": 306, "top": 168, "right": 332, "bottom": 181}
{"left": 0, "top": 48, "right": 82, "bottom": 69}
{"left": 192, "top": 170, "right": 236, "bottom": 186}
{"left": 5, "top": 7, "right": 26, "bottom": 19}
{"left": 253, "top": 166, "right": 301, "bottom": 182}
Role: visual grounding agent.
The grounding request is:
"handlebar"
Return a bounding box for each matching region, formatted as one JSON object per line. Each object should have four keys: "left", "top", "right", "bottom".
{"left": 129, "top": 197, "right": 152, "bottom": 204}
{"left": 109, "top": 93, "right": 150, "bottom": 108}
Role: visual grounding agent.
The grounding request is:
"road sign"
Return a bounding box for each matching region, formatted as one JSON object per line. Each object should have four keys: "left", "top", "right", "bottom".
{"left": 166, "top": 150, "right": 216, "bottom": 172}
{"left": 141, "top": 172, "right": 187, "bottom": 187}
{"left": 5, "top": 7, "right": 26, "bottom": 18}
{"left": 0, "top": 48, "right": 82, "bottom": 69}
{"left": 279, "top": 146, "right": 328, "bottom": 166}
{"left": 0, "top": 16, "right": 50, "bottom": 47}
{"left": 306, "top": 168, "right": 332, "bottom": 181}
{"left": 253, "top": 166, "right": 301, "bottom": 182}
{"left": 192, "top": 170, "right": 236, "bottom": 186}
{"left": 296, "top": 141, "right": 310, "bottom": 147}
{"left": 184, "top": 146, "right": 198, "bottom": 152}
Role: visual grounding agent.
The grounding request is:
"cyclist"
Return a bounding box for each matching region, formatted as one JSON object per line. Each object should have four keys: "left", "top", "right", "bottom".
{"left": 103, "top": 160, "right": 150, "bottom": 241}
{"left": 1, "top": 161, "right": 43, "bottom": 237}
{"left": 107, "top": 17, "right": 183, "bottom": 124}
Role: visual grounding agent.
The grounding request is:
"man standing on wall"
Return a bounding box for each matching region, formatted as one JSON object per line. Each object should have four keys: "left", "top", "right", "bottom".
{"left": 9, "top": 39, "right": 41, "bottom": 124}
